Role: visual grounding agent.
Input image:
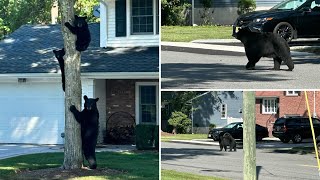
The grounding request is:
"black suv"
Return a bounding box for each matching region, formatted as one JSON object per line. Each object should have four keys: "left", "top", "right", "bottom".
{"left": 208, "top": 122, "right": 269, "bottom": 141}
{"left": 272, "top": 117, "right": 320, "bottom": 143}
{"left": 233, "top": 0, "right": 320, "bottom": 42}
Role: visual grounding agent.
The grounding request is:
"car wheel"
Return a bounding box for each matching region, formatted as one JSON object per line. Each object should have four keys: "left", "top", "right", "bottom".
{"left": 273, "top": 22, "right": 294, "bottom": 42}
{"left": 292, "top": 134, "right": 302, "bottom": 143}
{"left": 280, "top": 138, "right": 290, "bottom": 143}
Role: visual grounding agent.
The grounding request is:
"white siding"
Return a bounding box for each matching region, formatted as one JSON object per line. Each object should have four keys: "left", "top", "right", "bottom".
{"left": 101, "top": 0, "right": 159, "bottom": 47}
{"left": 94, "top": 80, "right": 107, "bottom": 143}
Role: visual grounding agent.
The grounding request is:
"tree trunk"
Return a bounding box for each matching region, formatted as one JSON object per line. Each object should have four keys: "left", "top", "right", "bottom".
{"left": 243, "top": 91, "right": 256, "bottom": 180}
{"left": 60, "top": 0, "right": 83, "bottom": 169}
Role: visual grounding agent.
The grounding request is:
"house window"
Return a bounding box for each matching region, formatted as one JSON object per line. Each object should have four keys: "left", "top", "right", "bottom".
{"left": 262, "top": 98, "right": 277, "bottom": 114}
{"left": 221, "top": 104, "right": 227, "bottom": 119}
{"left": 132, "top": 0, "right": 153, "bottom": 34}
{"left": 286, "top": 91, "right": 299, "bottom": 96}
{"left": 136, "top": 82, "right": 158, "bottom": 124}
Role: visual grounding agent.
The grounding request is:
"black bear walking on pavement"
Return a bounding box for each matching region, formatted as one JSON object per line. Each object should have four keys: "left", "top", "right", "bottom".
{"left": 233, "top": 27, "right": 294, "bottom": 71}
{"left": 70, "top": 95, "right": 99, "bottom": 169}
{"left": 53, "top": 48, "right": 65, "bottom": 92}
{"left": 65, "top": 15, "right": 91, "bottom": 52}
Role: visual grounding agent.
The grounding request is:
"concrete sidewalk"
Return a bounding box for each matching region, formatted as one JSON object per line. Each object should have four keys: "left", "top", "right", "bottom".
{"left": 0, "top": 144, "right": 136, "bottom": 160}
{"left": 161, "top": 41, "right": 317, "bottom": 57}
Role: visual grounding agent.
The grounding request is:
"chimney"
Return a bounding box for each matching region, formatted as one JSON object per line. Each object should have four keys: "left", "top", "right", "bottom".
{"left": 51, "top": 1, "right": 59, "bottom": 24}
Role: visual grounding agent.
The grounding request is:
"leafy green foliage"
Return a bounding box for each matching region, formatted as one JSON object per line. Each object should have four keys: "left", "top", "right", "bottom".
{"left": 0, "top": 0, "right": 100, "bottom": 40}
{"left": 74, "top": 0, "right": 100, "bottom": 22}
{"left": 136, "top": 124, "right": 158, "bottom": 150}
{"left": 237, "top": 0, "right": 256, "bottom": 15}
{"left": 168, "top": 111, "right": 192, "bottom": 134}
{"left": 0, "top": 0, "right": 54, "bottom": 39}
{"left": 161, "top": 0, "right": 191, "bottom": 25}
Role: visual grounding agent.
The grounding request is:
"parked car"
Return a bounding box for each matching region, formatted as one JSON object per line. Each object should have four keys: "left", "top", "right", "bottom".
{"left": 233, "top": 0, "right": 320, "bottom": 42}
{"left": 207, "top": 122, "right": 269, "bottom": 141}
{"left": 272, "top": 117, "right": 320, "bottom": 143}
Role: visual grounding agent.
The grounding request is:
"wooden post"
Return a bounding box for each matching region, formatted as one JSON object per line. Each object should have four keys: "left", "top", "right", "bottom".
{"left": 243, "top": 91, "right": 256, "bottom": 180}
{"left": 60, "top": 0, "right": 83, "bottom": 169}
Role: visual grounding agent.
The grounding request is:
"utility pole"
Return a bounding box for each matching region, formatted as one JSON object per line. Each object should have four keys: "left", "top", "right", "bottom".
{"left": 243, "top": 91, "right": 256, "bottom": 180}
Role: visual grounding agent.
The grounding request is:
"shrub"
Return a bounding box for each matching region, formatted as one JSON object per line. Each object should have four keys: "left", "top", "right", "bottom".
{"left": 199, "top": 0, "right": 214, "bottom": 25}
{"left": 168, "top": 111, "right": 192, "bottom": 134}
{"left": 161, "top": 0, "right": 191, "bottom": 26}
{"left": 136, "top": 124, "right": 158, "bottom": 150}
{"left": 237, "top": 0, "right": 256, "bottom": 15}
{"left": 209, "top": 123, "right": 216, "bottom": 130}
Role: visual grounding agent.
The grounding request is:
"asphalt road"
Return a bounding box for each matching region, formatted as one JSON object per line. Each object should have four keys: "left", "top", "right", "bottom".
{"left": 161, "top": 49, "right": 320, "bottom": 89}
{"left": 161, "top": 142, "right": 320, "bottom": 180}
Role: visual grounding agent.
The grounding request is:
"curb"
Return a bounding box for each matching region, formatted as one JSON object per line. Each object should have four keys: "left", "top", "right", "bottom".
{"left": 161, "top": 45, "right": 245, "bottom": 56}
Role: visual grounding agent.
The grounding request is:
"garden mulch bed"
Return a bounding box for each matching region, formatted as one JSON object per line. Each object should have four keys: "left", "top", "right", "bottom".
{"left": 16, "top": 167, "right": 126, "bottom": 180}
{"left": 161, "top": 131, "right": 173, "bottom": 136}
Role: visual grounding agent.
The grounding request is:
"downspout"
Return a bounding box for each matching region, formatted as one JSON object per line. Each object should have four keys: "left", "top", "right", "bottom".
{"left": 100, "top": 1, "right": 108, "bottom": 48}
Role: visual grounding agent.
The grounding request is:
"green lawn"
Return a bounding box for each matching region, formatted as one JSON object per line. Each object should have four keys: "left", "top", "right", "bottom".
{"left": 162, "top": 169, "right": 227, "bottom": 180}
{"left": 162, "top": 134, "right": 208, "bottom": 142}
{"left": 161, "top": 26, "right": 233, "bottom": 42}
{"left": 0, "top": 151, "right": 159, "bottom": 180}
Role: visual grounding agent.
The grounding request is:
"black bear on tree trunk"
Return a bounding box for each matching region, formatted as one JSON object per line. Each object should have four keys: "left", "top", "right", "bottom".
{"left": 233, "top": 27, "right": 294, "bottom": 71}
{"left": 70, "top": 95, "right": 99, "bottom": 169}
{"left": 65, "top": 15, "right": 91, "bottom": 52}
{"left": 53, "top": 48, "right": 65, "bottom": 92}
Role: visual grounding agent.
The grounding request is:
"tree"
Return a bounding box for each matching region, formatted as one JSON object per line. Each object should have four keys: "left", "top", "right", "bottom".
{"left": 59, "top": 0, "right": 83, "bottom": 169}
{"left": 161, "top": 0, "right": 191, "bottom": 25}
{"left": 243, "top": 91, "right": 256, "bottom": 180}
{"left": 0, "top": 0, "right": 54, "bottom": 39}
{"left": 237, "top": 0, "right": 256, "bottom": 15}
{"left": 168, "top": 111, "right": 192, "bottom": 134}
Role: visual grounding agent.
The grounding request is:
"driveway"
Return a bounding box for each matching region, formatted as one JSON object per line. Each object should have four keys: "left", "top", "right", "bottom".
{"left": 0, "top": 144, "right": 63, "bottom": 160}
{"left": 162, "top": 141, "right": 320, "bottom": 180}
{"left": 0, "top": 144, "right": 136, "bottom": 160}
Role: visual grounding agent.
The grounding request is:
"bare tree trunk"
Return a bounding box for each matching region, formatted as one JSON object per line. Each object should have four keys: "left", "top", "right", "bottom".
{"left": 243, "top": 91, "right": 256, "bottom": 180}
{"left": 60, "top": 0, "right": 83, "bottom": 169}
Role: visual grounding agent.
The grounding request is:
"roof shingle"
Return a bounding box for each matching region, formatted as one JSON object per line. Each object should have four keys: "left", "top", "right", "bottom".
{"left": 0, "top": 23, "right": 159, "bottom": 74}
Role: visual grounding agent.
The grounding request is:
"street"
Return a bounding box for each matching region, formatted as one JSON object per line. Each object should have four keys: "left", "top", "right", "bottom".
{"left": 161, "top": 43, "right": 320, "bottom": 89}
{"left": 161, "top": 142, "right": 320, "bottom": 180}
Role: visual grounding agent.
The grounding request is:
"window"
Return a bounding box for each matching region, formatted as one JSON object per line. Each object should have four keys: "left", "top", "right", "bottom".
{"left": 221, "top": 104, "right": 227, "bottom": 119}
{"left": 286, "top": 91, "right": 299, "bottom": 96}
{"left": 132, "top": 0, "right": 153, "bottom": 34}
{"left": 135, "top": 82, "right": 158, "bottom": 124}
{"left": 262, "top": 98, "right": 277, "bottom": 114}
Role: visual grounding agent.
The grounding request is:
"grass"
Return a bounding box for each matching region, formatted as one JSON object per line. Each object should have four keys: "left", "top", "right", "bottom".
{"left": 161, "top": 134, "right": 208, "bottom": 142}
{"left": 0, "top": 151, "right": 159, "bottom": 180}
{"left": 161, "top": 169, "right": 227, "bottom": 180}
{"left": 161, "top": 26, "right": 233, "bottom": 42}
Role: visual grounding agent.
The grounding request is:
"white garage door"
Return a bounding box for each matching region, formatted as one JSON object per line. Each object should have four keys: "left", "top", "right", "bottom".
{"left": 0, "top": 81, "right": 65, "bottom": 144}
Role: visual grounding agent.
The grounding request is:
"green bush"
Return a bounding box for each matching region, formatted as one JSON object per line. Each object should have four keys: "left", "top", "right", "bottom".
{"left": 161, "top": 0, "right": 191, "bottom": 26}
{"left": 168, "top": 111, "right": 192, "bottom": 134}
{"left": 136, "top": 124, "right": 158, "bottom": 150}
{"left": 237, "top": 0, "right": 256, "bottom": 15}
{"left": 154, "top": 125, "right": 159, "bottom": 150}
{"left": 209, "top": 123, "right": 216, "bottom": 130}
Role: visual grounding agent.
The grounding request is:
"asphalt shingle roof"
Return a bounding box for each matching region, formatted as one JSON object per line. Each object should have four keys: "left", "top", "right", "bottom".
{"left": 0, "top": 23, "right": 159, "bottom": 74}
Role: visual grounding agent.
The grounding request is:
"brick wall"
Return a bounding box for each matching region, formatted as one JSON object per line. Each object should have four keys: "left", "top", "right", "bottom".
{"left": 105, "top": 79, "right": 158, "bottom": 144}
{"left": 255, "top": 91, "right": 320, "bottom": 137}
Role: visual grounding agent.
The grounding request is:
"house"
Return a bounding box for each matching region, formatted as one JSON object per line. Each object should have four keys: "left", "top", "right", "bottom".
{"left": 191, "top": 0, "right": 282, "bottom": 25}
{"left": 0, "top": 1, "right": 159, "bottom": 145}
{"left": 190, "top": 91, "right": 243, "bottom": 133}
{"left": 255, "top": 91, "right": 320, "bottom": 136}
